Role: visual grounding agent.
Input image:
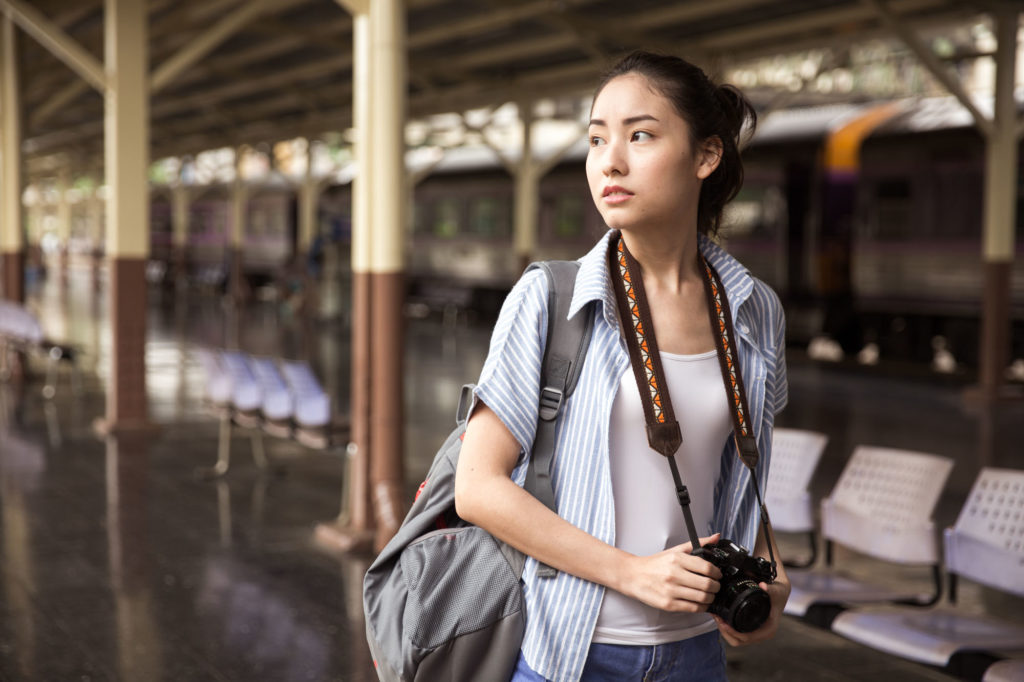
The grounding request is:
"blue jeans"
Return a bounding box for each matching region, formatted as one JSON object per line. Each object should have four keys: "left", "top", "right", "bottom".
{"left": 511, "top": 630, "right": 727, "bottom": 681}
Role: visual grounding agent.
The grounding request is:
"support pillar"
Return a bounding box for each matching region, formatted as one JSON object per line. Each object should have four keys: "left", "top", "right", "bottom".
{"left": 316, "top": 1, "right": 375, "bottom": 553}
{"left": 978, "top": 3, "right": 1020, "bottom": 401}
{"left": 102, "top": 0, "right": 150, "bottom": 432}
{"left": 88, "top": 179, "right": 104, "bottom": 291}
{"left": 229, "top": 164, "right": 247, "bottom": 305}
{"left": 56, "top": 166, "right": 71, "bottom": 279}
{"left": 297, "top": 162, "right": 322, "bottom": 319}
{"left": 1, "top": 15, "right": 23, "bottom": 303}
{"left": 366, "top": 0, "right": 408, "bottom": 552}
{"left": 513, "top": 100, "right": 538, "bottom": 273}
{"left": 170, "top": 184, "right": 189, "bottom": 286}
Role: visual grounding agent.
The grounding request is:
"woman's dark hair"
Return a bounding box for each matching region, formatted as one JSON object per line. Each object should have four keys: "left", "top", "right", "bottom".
{"left": 594, "top": 50, "right": 757, "bottom": 236}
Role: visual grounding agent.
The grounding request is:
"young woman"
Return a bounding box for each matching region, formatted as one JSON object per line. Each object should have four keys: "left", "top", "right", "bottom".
{"left": 454, "top": 51, "right": 790, "bottom": 682}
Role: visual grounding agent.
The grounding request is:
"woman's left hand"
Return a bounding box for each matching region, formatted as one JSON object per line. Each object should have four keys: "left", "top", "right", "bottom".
{"left": 712, "top": 576, "right": 791, "bottom": 646}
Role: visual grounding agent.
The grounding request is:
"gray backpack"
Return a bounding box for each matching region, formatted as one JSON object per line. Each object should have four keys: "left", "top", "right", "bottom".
{"left": 363, "top": 261, "right": 595, "bottom": 682}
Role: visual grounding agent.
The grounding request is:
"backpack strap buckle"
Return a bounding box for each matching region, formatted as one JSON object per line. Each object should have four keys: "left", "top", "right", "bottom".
{"left": 538, "top": 386, "right": 563, "bottom": 421}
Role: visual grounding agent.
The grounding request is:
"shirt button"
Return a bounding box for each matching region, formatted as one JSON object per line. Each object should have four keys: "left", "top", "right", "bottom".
{"left": 738, "top": 324, "right": 749, "bottom": 334}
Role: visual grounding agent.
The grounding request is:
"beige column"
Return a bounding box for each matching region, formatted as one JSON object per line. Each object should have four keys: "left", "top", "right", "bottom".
{"left": 88, "top": 178, "right": 104, "bottom": 289}
{"left": 978, "top": 4, "right": 1020, "bottom": 401}
{"left": 318, "top": 0, "right": 375, "bottom": 553}
{"left": 228, "top": 155, "right": 247, "bottom": 305}
{"left": 56, "top": 166, "right": 71, "bottom": 276}
{"left": 297, "top": 145, "right": 320, "bottom": 257}
{"left": 366, "top": 0, "right": 407, "bottom": 552}
{"left": 1, "top": 15, "right": 23, "bottom": 303}
{"left": 513, "top": 100, "right": 538, "bottom": 272}
{"left": 171, "top": 184, "right": 189, "bottom": 285}
{"left": 103, "top": 0, "right": 150, "bottom": 431}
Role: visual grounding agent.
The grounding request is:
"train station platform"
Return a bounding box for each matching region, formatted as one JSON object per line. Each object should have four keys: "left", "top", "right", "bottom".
{"left": 0, "top": 268, "right": 1022, "bottom": 682}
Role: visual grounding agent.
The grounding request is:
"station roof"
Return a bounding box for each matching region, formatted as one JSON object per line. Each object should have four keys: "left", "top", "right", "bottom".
{"left": 18, "top": 0, "right": 985, "bottom": 171}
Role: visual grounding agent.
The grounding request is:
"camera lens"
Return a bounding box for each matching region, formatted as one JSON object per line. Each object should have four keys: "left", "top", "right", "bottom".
{"left": 718, "top": 580, "right": 771, "bottom": 633}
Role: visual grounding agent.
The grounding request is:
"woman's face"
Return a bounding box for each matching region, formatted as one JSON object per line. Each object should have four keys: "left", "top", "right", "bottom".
{"left": 586, "top": 73, "right": 719, "bottom": 235}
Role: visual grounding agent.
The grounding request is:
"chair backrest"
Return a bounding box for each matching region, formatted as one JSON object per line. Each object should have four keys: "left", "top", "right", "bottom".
{"left": 280, "top": 361, "right": 330, "bottom": 427}
{"left": 220, "top": 351, "right": 262, "bottom": 412}
{"left": 248, "top": 356, "right": 293, "bottom": 421}
{"left": 822, "top": 446, "right": 954, "bottom": 563}
{"left": 945, "top": 467, "right": 1024, "bottom": 596}
{"left": 766, "top": 428, "right": 828, "bottom": 503}
{"left": 0, "top": 301, "right": 44, "bottom": 344}
{"left": 829, "top": 446, "right": 953, "bottom": 529}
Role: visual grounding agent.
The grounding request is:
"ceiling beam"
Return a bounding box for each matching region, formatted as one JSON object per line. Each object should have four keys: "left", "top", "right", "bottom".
{"left": 150, "top": 0, "right": 284, "bottom": 94}
{"left": 0, "top": 0, "right": 106, "bottom": 92}
{"left": 863, "top": 0, "right": 993, "bottom": 136}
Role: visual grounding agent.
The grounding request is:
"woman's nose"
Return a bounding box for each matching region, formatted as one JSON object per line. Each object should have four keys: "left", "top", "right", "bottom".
{"left": 602, "top": 142, "right": 626, "bottom": 176}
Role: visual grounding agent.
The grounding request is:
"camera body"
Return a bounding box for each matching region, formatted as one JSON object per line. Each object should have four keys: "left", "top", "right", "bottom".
{"left": 694, "top": 538, "right": 774, "bottom": 633}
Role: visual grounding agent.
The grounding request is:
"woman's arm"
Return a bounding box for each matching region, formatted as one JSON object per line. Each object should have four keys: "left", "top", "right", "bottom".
{"left": 712, "top": 521, "right": 791, "bottom": 645}
{"left": 454, "top": 401, "right": 724, "bottom": 614}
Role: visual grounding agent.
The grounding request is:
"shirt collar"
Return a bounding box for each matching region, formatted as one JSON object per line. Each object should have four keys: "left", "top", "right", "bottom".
{"left": 568, "top": 229, "right": 754, "bottom": 328}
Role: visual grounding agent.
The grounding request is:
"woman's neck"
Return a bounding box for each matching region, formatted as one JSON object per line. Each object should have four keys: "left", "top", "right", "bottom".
{"left": 619, "top": 224, "right": 702, "bottom": 295}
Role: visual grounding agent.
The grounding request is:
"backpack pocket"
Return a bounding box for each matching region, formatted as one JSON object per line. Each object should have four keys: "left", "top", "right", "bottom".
{"left": 400, "top": 525, "right": 524, "bottom": 650}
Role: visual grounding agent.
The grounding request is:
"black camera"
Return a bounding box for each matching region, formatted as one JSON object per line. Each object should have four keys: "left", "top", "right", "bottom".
{"left": 694, "top": 538, "right": 774, "bottom": 633}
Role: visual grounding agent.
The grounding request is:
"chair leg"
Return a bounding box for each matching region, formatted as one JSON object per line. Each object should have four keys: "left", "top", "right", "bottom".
{"left": 825, "top": 539, "right": 834, "bottom": 567}
{"left": 250, "top": 430, "right": 268, "bottom": 469}
{"left": 781, "top": 531, "right": 818, "bottom": 569}
{"left": 948, "top": 572, "right": 958, "bottom": 604}
{"left": 894, "top": 564, "right": 943, "bottom": 607}
{"left": 42, "top": 351, "right": 59, "bottom": 399}
{"left": 196, "top": 415, "right": 232, "bottom": 478}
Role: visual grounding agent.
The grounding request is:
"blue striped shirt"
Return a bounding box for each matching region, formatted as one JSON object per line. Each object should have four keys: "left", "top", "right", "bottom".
{"left": 473, "top": 230, "right": 787, "bottom": 682}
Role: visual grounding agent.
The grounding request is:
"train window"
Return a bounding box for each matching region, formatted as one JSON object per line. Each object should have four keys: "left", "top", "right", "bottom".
{"left": 871, "top": 178, "right": 913, "bottom": 240}
{"left": 433, "top": 198, "right": 460, "bottom": 238}
{"left": 553, "top": 196, "right": 585, "bottom": 239}
{"left": 468, "top": 197, "right": 511, "bottom": 238}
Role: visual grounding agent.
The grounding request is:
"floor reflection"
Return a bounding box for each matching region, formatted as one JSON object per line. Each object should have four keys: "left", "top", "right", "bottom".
{"left": 0, "top": 264, "right": 1019, "bottom": 681}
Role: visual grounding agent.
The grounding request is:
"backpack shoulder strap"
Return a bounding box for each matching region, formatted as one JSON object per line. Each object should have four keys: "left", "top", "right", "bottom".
{"left": 524, "top": 260, "right": 594, "bottom": 578}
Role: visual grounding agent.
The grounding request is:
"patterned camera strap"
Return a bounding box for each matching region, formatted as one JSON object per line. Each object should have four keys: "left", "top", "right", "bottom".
{"left": 608, "top": 231, "right": 776, "bottom": 576}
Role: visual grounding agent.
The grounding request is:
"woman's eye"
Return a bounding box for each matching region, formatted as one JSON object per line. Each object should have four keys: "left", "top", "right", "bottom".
{"left": 589, "top": 135, "right": 605, "bottom": 147}
{"left": 631, "top": 130, "right": 652, "bottom": 142}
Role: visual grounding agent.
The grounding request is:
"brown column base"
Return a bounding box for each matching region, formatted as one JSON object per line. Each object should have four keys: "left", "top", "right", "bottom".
{"left": 332, "top": 270, "right": 376, "bottom": 551}
{"left": 370, "top": 271, "right": 406, "bottom": 552}
{"left": 2, "top": 250, "right": 25, "bottom": 302}
{"left": 976, "top": 261, "right": 1012, "bottom": 402}
{"left": 313, "top": 520, "right": 374, "bottom": 554}
{"left": 105, "top": 257, "right": 149, "bottom": 431}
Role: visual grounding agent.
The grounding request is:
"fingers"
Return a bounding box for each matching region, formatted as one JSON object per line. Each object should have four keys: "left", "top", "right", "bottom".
{"left": 679, "top": 533, "right": 721, "bottom": 554}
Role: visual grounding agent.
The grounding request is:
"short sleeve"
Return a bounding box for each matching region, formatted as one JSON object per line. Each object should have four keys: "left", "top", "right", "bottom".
{"left": 770, "top": 296, "right": 788, "bottom": 415}
{"left": 472, "top": 268, "right": 549, "bottom": 458}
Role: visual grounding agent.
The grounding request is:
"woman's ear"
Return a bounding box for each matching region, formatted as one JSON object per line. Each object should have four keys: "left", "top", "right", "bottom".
{"left": 696, "top": 136, "right": 723, "bottom": 179}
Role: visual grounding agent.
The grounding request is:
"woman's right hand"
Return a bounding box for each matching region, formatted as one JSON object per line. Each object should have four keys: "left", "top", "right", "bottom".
{"left": 619, "top": 533, "right": 724, "bottom": 612}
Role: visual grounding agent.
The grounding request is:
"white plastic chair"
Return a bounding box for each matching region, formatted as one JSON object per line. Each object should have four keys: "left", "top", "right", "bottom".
{"left": 196, "top": 351, "right": 269, "bottom": 478}
{"left": 766, "top": 428, "right": 828, "bottom": 567}
{"left": 280, "top": 361, "right": 332, "bottom": 449}
{"left": 830, "top": 468, "right": 1024, "bottom": 669}
{"left": 785, "top": 446, "right": 954, "bottom": 618}
{"left": 248, "top": 356, "right": 293, "bottom": 437}
{"left": 983, "top": 659, "right": 1024, "bottom": 682}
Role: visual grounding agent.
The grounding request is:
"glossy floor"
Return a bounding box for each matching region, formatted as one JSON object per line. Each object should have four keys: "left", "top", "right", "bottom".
{"left": 0, "top": 269, "right": 1022, "bottom": 681}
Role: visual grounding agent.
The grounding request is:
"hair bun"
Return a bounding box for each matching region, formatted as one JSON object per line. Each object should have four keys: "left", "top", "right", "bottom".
{"left": 714, "top": 84, "right": 757, "bottom": 146}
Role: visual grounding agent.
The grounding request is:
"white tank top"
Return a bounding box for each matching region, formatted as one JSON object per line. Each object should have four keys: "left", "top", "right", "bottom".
{"left": 592, "top": 349, "right": 732, "bottom": 645}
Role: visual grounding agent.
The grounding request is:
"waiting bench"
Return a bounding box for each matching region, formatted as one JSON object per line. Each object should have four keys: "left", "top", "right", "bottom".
{"left": 830, "top": 467, "right": 1024, "bottom": 677}
{"left": 0, "top": 300, "right": 80, "bottom": 398}
{"left": 194, "top": 348, "right": 346, "bottom": 477}
{"left": 784, "top": 446, "right": 954, "bottom": 622}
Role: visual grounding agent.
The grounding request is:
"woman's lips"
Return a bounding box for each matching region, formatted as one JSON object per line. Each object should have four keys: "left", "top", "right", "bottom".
{"left": 602, "top": 186, "right": 634, "bottom": 204}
